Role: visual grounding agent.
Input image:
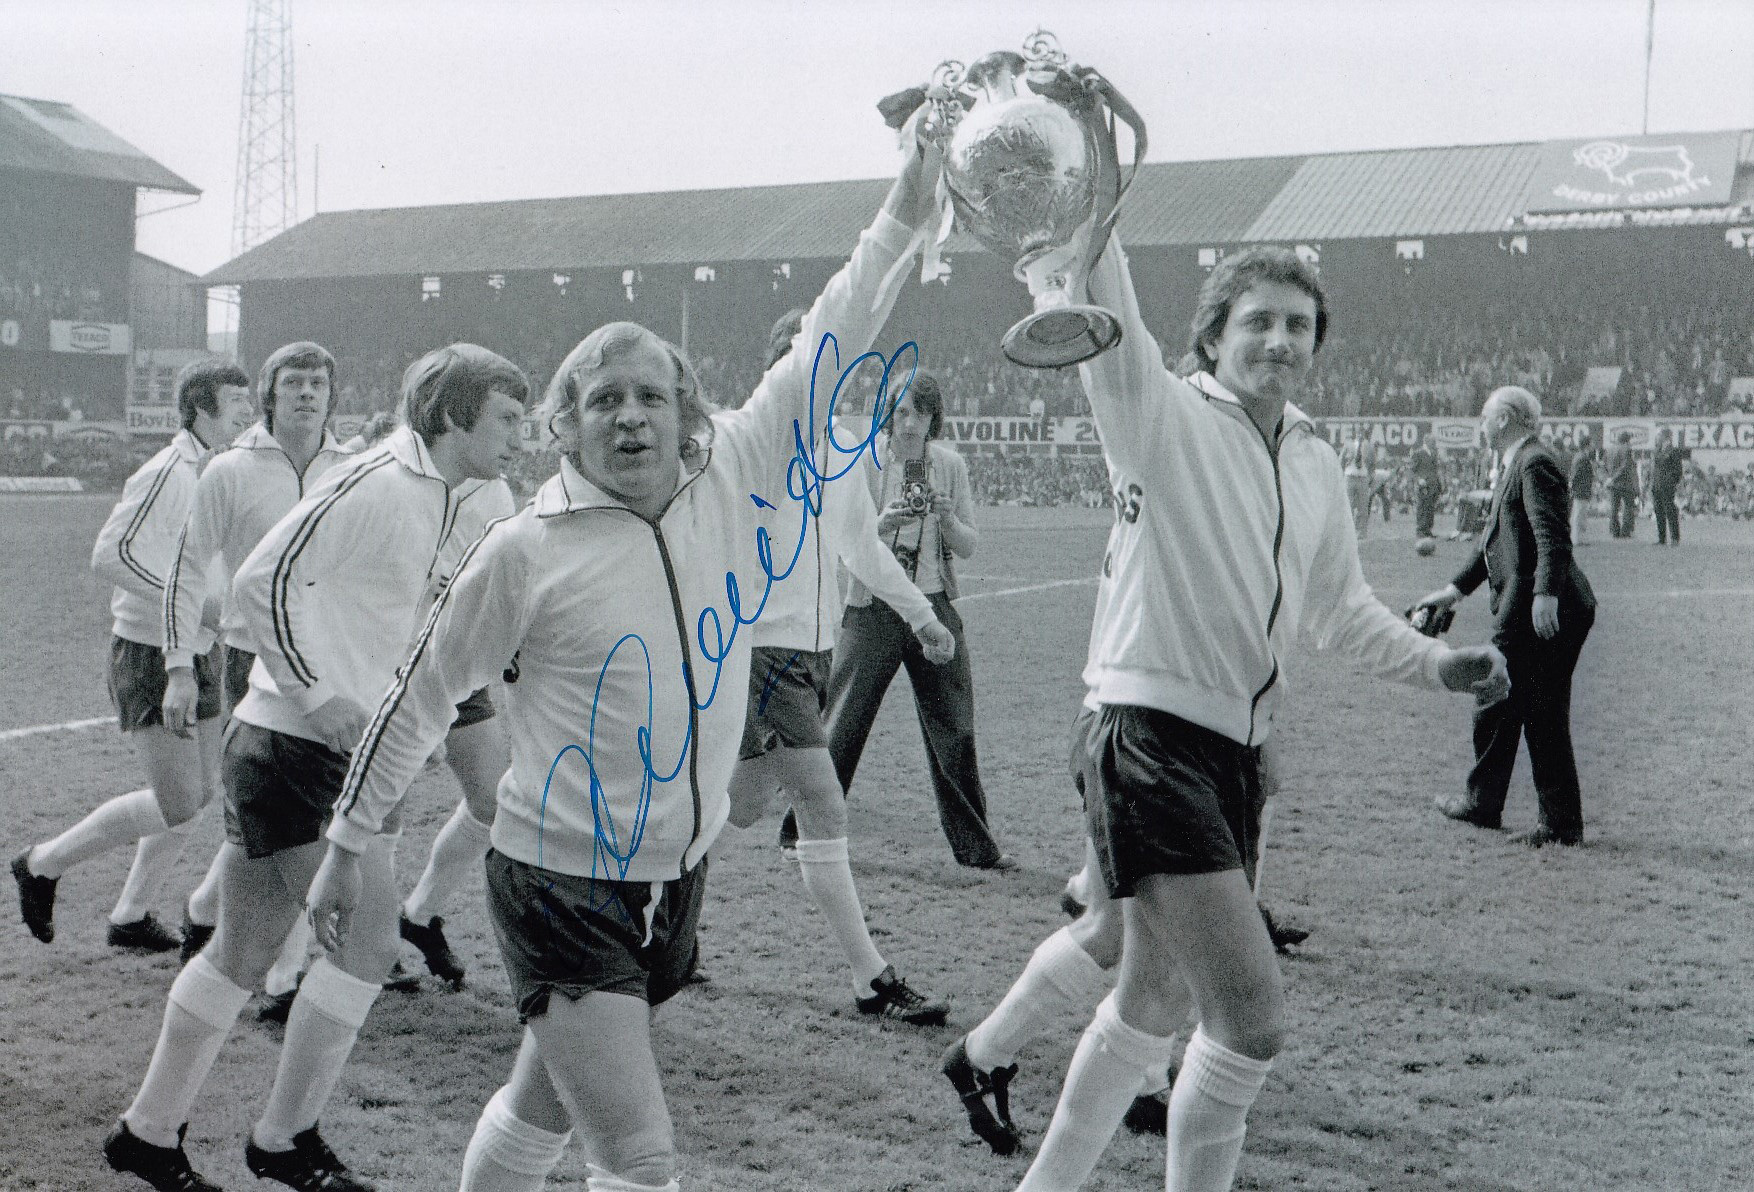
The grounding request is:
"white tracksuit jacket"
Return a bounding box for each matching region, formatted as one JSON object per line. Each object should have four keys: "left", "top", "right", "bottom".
{"left": 228, "top": 426, "right": 463, "bottom": 745}
{"left": 162, "top": 423, "right": 353, "bottom": 670}
{"left": 325, "top": 208, "right": 921, "bottom": 880}
{"left": 1078, "top": 239, "right": 1449, "bottom": 747}
{"left": 91, "top": 428, "right": 217, "bottom": 652}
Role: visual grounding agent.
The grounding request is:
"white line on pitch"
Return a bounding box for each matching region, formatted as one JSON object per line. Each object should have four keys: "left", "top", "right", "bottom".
{"left": 955, "top": 577, "right": 1098, "bottom": 603}
{"left": 2, "top": 584, "right": 1730, "bottom": 740}
{"left": 0, "top": 715, "right": 117, "bottom": 743}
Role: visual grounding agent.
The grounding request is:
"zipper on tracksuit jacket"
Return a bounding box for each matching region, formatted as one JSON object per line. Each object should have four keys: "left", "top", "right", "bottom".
{"left": 1244, "top": 418, "right": 1288, "bottom": 749}
{"left": 649, "top": 523, "right": 705, "bottom": 870}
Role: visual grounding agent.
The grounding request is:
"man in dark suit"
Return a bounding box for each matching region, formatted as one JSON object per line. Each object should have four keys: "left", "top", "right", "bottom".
{"left": 1649, "top": 428, "right": 1689, "bottom": 546}
{"left": 1568, "top": 428, "right": 1594, "bottom": 545}
{"left": 1408, "top": 430, "right": 1442, "bottom": 539}
{"left": 1606, "top": 430, "right": 1639, "bottom": 537}
{"left": 1416, "top": 387, "right": 1596, "bottom": 847}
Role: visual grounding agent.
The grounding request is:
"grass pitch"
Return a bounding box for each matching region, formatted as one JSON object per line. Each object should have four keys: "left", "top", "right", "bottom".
{"left": 1, "top": 493, "right": 1748, "bottom": 1190}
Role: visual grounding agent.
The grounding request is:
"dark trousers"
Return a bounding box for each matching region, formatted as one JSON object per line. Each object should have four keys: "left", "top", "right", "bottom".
{"left": 1415, "top": 485, "right": 1438, "bottom": 538}
{"left": 1466, "top": 607, "right": 1594, "bottom": 840}
{"left": 1610, "top": 490, "right": 1638, "bottom": 537}
{"left": 823, "top": 592, "right": 1002, "bottom": 866}
{"left": 1652, "top": 487, "right": 1679, "bottom": 543}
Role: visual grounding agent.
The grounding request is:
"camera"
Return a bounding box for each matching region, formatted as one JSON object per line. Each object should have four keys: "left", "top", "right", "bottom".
{"left": 902, "top": 458, "right": 931, "bottom": 516}
{"left": 1405, "top": 602, "right": 1455, "bottom": 638}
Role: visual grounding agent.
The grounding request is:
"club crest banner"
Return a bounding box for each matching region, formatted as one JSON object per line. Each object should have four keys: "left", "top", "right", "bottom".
{"left": 1524, "top": 132, "right": 1739, "bottom": 213}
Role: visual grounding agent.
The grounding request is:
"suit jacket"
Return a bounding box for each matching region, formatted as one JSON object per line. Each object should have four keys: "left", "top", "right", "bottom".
{"left": 1568, "top": 450, "right": 1595, "bottom": 500}
{"left": 1452, "top": 437, "right": 1595, "bottom": 638}
{"left": 1410, "top": 445, "right": 1441, "bottom": 490}
{"left": 1606, "top": 444, "right": 1638, "bottom": 494}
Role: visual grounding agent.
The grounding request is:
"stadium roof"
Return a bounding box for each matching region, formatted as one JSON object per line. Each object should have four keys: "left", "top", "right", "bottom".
{"left": 0, "top": 93, "right": 198, "bottom": 194}
{"left": 205, "top": 129, "right": 1754, "bottom": 284}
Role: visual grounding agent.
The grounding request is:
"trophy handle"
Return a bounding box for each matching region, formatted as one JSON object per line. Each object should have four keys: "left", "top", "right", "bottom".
{"left": 1077, "top": 69, "right": 1149, "bottom": 259}
{"left": 999, "top": 66, "right": 1146, "bottom": 369}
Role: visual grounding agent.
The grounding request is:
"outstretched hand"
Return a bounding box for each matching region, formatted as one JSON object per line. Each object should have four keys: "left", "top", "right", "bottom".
{"left": 1438, "top": 644, "right": 1511, "bottom": 707}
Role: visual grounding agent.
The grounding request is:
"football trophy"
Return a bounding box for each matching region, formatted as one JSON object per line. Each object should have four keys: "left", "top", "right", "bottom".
{"left": 880, "top": 31, "right": 1146, "bottom": 369}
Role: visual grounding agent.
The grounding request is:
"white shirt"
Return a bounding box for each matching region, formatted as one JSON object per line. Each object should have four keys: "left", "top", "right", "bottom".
{"left": 1077, "top": 238, "right": 1448, "bottom": 746}
{"left": 229, "top": 426, "right": 463, "bottom": 744}
{"left": 91, "top": 428, "right": 215, "bottom": 651}
{"left": 163, "top": 422, "right": 352, "bottom": 669}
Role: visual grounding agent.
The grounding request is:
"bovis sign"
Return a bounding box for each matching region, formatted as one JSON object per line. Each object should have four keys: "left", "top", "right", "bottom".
{"left": 1523, "top": 132, "right": 1739, "bottom": 213}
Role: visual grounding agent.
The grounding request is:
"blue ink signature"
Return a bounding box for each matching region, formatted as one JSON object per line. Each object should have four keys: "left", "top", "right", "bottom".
{"left": 755, "top": 651, "right": 804, "bottom": 716}
{"left": 537, "top": 331, "right": 917, "bottom": 927}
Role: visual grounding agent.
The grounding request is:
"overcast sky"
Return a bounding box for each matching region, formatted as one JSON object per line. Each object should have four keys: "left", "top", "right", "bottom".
{"left": 3, "top": 0, "right": 1751, "bottom": 277}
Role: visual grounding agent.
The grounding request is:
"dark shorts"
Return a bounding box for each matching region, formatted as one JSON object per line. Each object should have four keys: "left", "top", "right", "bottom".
{"left": 1069, "top": 707, "right": 1098, "bottom": 803}
{"left": 1081, "top": 704, "right": 1266, "bottom": 898}
{"left": 737, "top": 646, "right": 831, "bottom": 760}
{"left": 449, "top": 686, "right": 496, "bottom": 730}
{"left": 222, "top": 645, "right": 255, "bottom": 712}
{"left": 221, "top": 720, "right": 351, "bottom": 859}
{"left": 486, "top": 850, "right": 705, "bottom": 1019}
{"left": 109, "top": 636, "right": 222, "bottom": 732}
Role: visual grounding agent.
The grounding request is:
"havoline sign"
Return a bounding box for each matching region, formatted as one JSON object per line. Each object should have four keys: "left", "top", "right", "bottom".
{"left": 1523, "top": 132, "right": 1739, "bottom": 213}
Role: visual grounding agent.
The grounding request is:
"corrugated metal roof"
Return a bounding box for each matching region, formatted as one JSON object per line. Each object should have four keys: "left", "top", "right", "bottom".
{"left": 205, "top": 131, "right": 1754, "bottom": 284}
{"left": 1245, "top": 143, "right": 1544, "bottom": 240}
{"left": 206, "top": 178, "right": 902, "bottom": 283}
{"left": 1118, "top": 155, "right": 1307, "bottom": 246}
{"left": 0, "top": 94, "right": 198, "bottom": 194}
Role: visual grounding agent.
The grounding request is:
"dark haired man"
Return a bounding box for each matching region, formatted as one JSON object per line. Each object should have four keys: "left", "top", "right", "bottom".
{"left": 1008, "top": 241, "right": 1509, "bottom": 1192}
{"left": 819, "top": 370, "right": 1012, "bottom": 870}
{"left": 13, "top": 359, "right": 251, "bottom": 951}
{"left": 104, "top": 344, "right": 529, "bottom": 1192}
{"left": 161, "top": 341, "right": 353, "bottom": 972}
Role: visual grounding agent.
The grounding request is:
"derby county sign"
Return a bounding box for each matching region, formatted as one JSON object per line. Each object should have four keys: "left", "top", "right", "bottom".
{"left": 1523, "top": 132, "right": 1739, "bottom": 214}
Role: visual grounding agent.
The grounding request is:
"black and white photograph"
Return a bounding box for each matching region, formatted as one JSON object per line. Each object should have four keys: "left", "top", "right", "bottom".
{"left": 2, "top": 1, "right": 1751, "bottom": 1188}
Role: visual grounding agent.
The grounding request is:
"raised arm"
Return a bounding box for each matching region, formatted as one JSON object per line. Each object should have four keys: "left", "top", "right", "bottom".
{"left": 723, "top": 148, "right": 936, "bottom": 481}
{"left": 1077, "top": 237, "right": 1178, "bottom": 482}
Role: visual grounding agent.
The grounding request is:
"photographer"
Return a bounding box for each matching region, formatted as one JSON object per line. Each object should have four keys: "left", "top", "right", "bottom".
{"left": 821, "top": 372, "right": 1014, "bottom": 870}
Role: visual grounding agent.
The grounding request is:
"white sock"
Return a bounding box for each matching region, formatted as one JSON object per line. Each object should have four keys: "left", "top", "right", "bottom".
{"left": 585, "top": 1166, "right": 680, "bottom": 1192}
{"left": 405, "top": 800, "right": 493, "bottom": 926}
{"left": 110, "top": 818, "right": 195, "bottom": 925}
{"left": 185, "top": 842, "right": 231, "bottom": 927}
{"left": 264, "top": 914, "right": 315, "bottom": 997}
{"left": 123, "top": 953, "right": 252, "bottom": 1148}
{"left": 253, "top": 958, "right": 381, "bottom": 1152}
{"left": 1163, "top": 1028, "right": 1273, "bottom": 1192}
{"left": 30, "top": 788, "right": 164, "bottom": 878}
{"left": 459, "top": 1085, "right": 572, "bottom": 1191}
{"left": 1018, "top": 993, "right": 1180, "bottom": 1192}
{"left": 966, "top": 925, "right": 1107, "bottom": 1072}
{"left": 792, "top": 837, "right": 889, "bottom": 993}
